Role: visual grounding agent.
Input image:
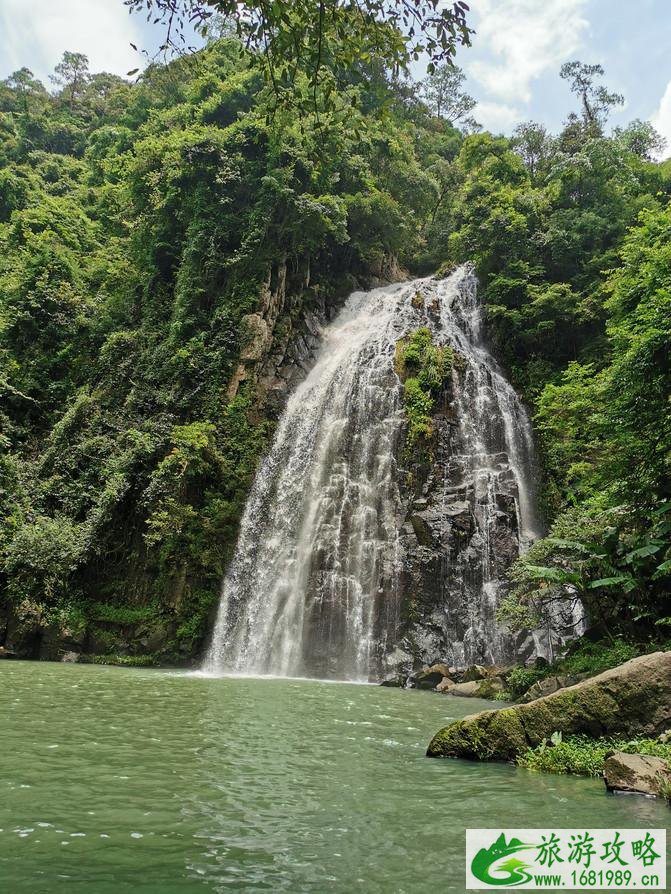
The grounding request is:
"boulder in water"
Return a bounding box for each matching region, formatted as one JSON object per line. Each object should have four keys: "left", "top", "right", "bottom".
{"left": 427, "top": 652, "right": 671, "bottom": 760}
{"left": 447, "top": 681, "right": 481, "bottom": 697}
{"left": 380, "top": 675, "right": 408, "bottom": 688}
{"left": 428, "top": 663, "right": 451, "bottom": 677}
{"left": 475, "top": 676, "right": 506, "bottom": 698}
{"left": 604, "top": 752, "right": 671, "bottom": 797}
{"left": 441, "top": 676, "right": 505, "bottom": 698}
{"left": 411, "top": 666, "right": 448, "bottom": 689}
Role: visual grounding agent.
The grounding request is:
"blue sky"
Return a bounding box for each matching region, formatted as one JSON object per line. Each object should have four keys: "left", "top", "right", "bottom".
{"left": 1, "top": 0, "right": 670, "bottom": 152}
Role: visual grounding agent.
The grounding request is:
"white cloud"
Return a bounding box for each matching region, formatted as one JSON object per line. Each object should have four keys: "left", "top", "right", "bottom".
{"left": 0, "top": 0, "right": 142, "bottom": 83}
{"left": 466, "top": 0, "right": 590, "bottom": 105}
{"left": 473, "top": 100, "right": 523, "bottom": 133}
{"left": 652, "top": 80, "right": 671, "bottom": 159}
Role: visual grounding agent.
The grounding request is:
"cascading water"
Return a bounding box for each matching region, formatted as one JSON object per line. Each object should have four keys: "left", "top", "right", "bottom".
{"left": 203, "top": 265, "right": 545, "bottom": 680}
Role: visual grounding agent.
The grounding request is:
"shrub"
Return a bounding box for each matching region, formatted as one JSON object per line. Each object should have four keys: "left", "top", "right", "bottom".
{"left": 395, "top": 328, "right": 452, "bottom": 448}
{"left": 506, "top": 665, "right": 548, "bottom": 699}
{"left": 4, "top": 514, "right": 84, "bottom": 605}
{"left": 561, "top": 638, "right": 638, "bottom": 675}
{"left": 88, "top": 601, "right": 160, "bottom": 624}
{"left": 518, "top": 732, "right": 671, "bottom": 777}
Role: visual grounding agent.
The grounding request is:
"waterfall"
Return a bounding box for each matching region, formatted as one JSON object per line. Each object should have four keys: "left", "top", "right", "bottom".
{"left": 203, "top": 265, "right": 544, "bottom": 680}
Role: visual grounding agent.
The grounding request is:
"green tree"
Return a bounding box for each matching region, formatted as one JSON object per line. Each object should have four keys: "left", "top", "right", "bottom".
{"left": 420, "top": 63, "right": 478, "bottom": 127}
{"left": 559, "top": 61, "right": 624, "bottom": 134}
{"left": 125, "top": 0, "right": 472, "bottom": 111}
{"left": 511, "top": 121, "right": 555, "bottom": 180}
{"left": 613, "top": 119, "right": 667, "bottom": 161}
{"left": 0, "top": 68, "right": 48, "bottom": 113}
{"left": 50, "top": 51, "right": 90, "bottom": 107}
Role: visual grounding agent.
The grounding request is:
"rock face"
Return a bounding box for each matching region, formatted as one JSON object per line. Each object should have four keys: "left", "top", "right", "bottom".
{"left": 604, "top": 752, "right": 671, "bottom": 797}
{"left": 427, "top": 652, "right": 671, "bottom": 760}
{"left": 386, "top": 271, "right": 580, "bottom": 672}
{"left": 395, "top": 418, "right": 526, "bottom": 669}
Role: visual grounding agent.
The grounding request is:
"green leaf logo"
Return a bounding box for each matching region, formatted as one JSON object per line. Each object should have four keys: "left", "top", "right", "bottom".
{"left": 471, "top": 833, "right": 536, "bottom": 887}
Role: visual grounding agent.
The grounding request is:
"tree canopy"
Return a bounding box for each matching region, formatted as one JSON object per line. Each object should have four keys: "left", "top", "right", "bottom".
{"left": 125, "top": 0, "right": 472, "bottom": 110}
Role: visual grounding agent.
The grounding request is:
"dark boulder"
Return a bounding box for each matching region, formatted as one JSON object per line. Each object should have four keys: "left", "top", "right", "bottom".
{"left": 380, "top": 675, "right": 408, "bottom": 688}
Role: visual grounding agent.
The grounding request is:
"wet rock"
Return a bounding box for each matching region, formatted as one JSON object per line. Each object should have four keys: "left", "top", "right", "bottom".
{"left": 604, "top": 752, "right": 671, "bottom": 797}
{"left": 436, "top": 676, "right": 455, "bottom": 692}
{"left": 447, "top": 681, "right": 481, "bottom": 697}
{"left": 303, "top": 311, "right": 321, "bottom": 338}
{"left": 0, "top": 646, "right": 17, "bottom": 659}
{"left": 411, "top": 668, "right": 446, "bottom": 690}
{"left": 61, "top": 651, "right": 80, "bottom": 663}
{"left": 475, "top": 676, "right": 506, "bottom": 698}
{"left": 495, "top": 493, "right": 516, "bottom": 514}
{"left": 444, "top": 500, "right": 473, "bottom": 520}
{"left": 427, "top": 663, "right": 451, "bottom": 677}
{"left": 442, "top": 676, "right": 505, "bottom": 698}
{"left": 380, "top": 675, "right": 408, "bottom": 688}
{"left": 383, "top": 647, "right": 414, "bottom": 675}
{"left": 463, "top": 664, "right": 488, "bottom": 682}
{"left": 427, "top": 652, "right": 671, "bottom": 760}
{"left": 410, "top": 512, "right": 440, "bottom": 548}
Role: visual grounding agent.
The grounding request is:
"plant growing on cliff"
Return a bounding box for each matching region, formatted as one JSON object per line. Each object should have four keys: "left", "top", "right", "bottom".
{"left": 394, "top": 327, "right": 452, "bottom": 448}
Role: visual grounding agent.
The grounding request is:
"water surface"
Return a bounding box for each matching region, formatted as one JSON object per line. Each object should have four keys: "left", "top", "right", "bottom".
{"left": 1, "top": 661, "right": 667, "bottom": 893}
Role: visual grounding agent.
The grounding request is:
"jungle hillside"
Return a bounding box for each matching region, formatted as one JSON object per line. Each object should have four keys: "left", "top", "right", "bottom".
{"left": 0, "top": 15, "right": 669, "bottom": 664}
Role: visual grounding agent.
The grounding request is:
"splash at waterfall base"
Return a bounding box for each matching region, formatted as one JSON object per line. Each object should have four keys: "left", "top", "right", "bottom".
{"left": 204, "top": 267, "right": 581, "bottom": 682}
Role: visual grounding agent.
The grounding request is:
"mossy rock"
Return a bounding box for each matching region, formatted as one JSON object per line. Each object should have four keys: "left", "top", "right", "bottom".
{"left": 427, "top": 652, "right": 671, "bottom": 761}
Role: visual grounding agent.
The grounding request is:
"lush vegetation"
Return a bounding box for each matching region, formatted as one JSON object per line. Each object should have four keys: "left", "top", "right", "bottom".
{"left": 518, "top": 732, "right": 671, "bottom": 778}
{"left": 503, "top": 638, "right": 642, "bottom": 700}
{"left": 394, "top": 324, "right": 453, "bottom": 448}
{"left": 125, "top": 0, "right": 472, "bottom": 115}
{"left": 451, "top": 68, "right": 671, "bottom": 645}
{"left": 0, "top": 31, "right": 476, "bottom": 661}
{"left": 0, "top": 15, "right": 669, "bottom": 663}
